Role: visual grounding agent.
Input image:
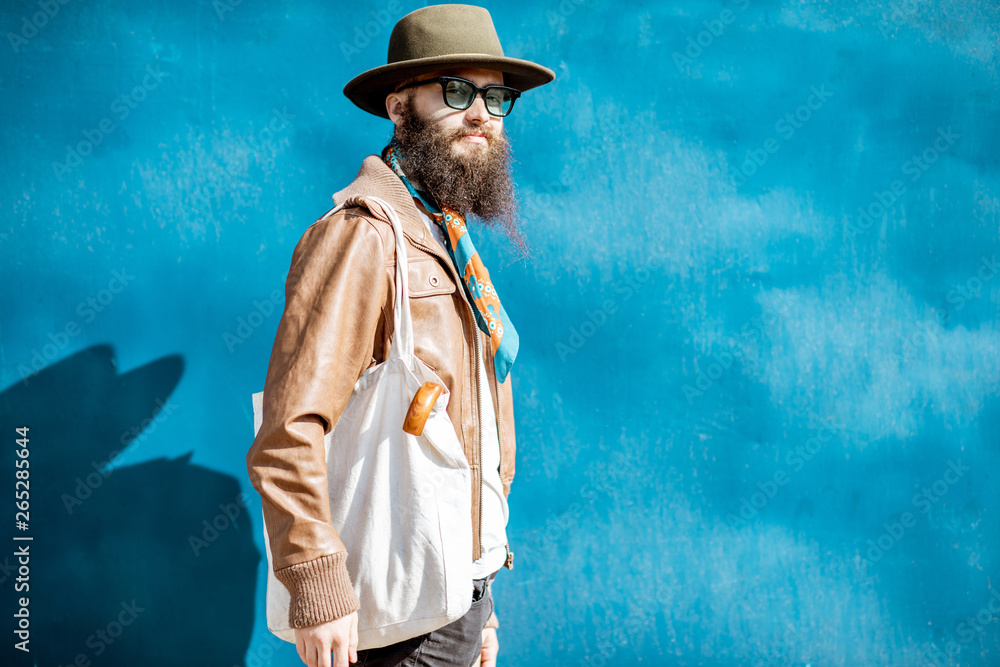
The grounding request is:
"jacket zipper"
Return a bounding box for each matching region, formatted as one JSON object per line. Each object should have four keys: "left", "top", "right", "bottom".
{"left": 490, "top": 333, "right": 513, "bottom": 569}
{"left": 496, "top": 367, "right": 502, "bottom": 497}
{"left": 474, "top": 327, "right": 484, "bottom": 562}
{"left": 407, "top": 233, "right": 486, "bottom": 561}
{"left": 479, "top": 322, "right": 514, "bottom": 570}
{"left": 407, "top": 230, "right": 512, "bottom": 565}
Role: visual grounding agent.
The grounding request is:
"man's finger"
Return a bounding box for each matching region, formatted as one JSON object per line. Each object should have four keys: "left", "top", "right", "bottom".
{"left": 295, "top": 632, "right": 308, "bottom": 666}
{"left": 316, "top": 639, "right": 331, "bottom": 667}
{"left": 300, "top": 635, "right": 328, "bottom": 667}
{"left": 332, "top": 634, "right": 349, "bottom": 667}
{"left": 349, "top": 612, "right": 359, "bottom": 663}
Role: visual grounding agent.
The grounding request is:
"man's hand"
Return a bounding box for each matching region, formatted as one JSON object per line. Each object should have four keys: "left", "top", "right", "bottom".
{"left": 479, "top": 627, "right": 499, "bottom": 667}
{"left": 294, "top": 611, "right": 359, "bottom": 667}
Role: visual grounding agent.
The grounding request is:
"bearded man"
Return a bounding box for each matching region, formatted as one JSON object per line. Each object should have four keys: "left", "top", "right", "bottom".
{"left": 246, "top": 5, "right": 554, "bottom": 667}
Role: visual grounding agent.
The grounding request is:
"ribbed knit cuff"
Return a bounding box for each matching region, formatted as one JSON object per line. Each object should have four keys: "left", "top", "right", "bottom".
{"left": 274, "top": 552, "right": 360, "bottom": 628}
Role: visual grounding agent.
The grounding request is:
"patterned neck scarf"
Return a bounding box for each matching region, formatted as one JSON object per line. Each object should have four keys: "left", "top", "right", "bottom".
{"left": 381, "top": 140, "right": 518, "bottom": 384}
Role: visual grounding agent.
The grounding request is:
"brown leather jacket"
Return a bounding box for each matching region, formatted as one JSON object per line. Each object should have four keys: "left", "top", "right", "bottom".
{"left": 246, "top": 154, "right": 516, "bottom": 630}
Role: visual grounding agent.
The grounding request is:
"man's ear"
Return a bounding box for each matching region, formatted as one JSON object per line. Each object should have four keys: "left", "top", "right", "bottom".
{"left": 386, "top": 92, "right": 406, "bottom": 124}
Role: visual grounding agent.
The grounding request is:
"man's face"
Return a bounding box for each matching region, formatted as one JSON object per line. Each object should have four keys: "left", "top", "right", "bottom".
{"left": 389, "top": 66, "right": 505, "bottom": 157}
{"left": 385, "top": 67, "right": 526, "bottom": 254}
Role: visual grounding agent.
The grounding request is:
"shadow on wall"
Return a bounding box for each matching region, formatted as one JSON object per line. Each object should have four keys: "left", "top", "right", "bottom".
{"left": 0, "top": 345, "right": 259, "bottom": 666}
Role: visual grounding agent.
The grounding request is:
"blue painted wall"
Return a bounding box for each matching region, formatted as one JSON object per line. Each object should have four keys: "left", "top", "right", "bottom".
{"left": 2, "top": 0, "right": 998, "bottom": 665}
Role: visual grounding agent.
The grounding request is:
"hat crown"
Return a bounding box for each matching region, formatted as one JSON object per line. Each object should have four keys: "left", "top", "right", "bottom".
{"left": 387, "top": 5, "right": 505, "bottom": 64}
{"left": 343, "top": 3, "right": 554, "bottom": 119}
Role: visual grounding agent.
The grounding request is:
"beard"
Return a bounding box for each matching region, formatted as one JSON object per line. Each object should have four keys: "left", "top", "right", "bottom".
{"left": 391, "top": 98, "right": 528, "bottom": 257}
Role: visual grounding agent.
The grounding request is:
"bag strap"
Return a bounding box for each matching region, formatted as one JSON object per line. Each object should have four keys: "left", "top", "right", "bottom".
{"left": 320, "top": 196, "right": 413, "bottom": 359}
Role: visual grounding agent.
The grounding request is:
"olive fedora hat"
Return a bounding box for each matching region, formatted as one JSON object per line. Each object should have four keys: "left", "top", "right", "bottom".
{"left": 343, "top": 4, "right": 555, "bottom": 119}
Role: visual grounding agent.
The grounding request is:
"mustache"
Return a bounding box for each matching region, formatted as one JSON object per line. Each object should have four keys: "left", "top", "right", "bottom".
{"left": 449, "top": 126, "right": 502, "bottom": 142}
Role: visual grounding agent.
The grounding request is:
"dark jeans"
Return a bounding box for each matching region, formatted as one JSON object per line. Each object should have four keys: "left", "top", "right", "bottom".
{"left": 357, "top": 577, "right": 494, "bottom": 667}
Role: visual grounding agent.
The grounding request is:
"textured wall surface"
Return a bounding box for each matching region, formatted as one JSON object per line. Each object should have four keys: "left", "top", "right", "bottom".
{"left": 2, "top": 0, "right": 998, "bottom": 665}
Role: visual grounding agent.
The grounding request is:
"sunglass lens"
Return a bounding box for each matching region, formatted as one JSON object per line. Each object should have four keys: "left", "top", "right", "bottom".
{"left": 444, "top": 80, "right": 475, "bottom": 109}
{"left": 484, "top": 89, "right": 513, "bottom": 116}
{"left": 441, "top": 79, "right": 514, "bottom": 117}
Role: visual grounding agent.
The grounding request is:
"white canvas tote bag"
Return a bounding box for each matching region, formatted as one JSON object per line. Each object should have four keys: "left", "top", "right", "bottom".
{"left": 252, "top": 195, "right": 473, "bottom": 649}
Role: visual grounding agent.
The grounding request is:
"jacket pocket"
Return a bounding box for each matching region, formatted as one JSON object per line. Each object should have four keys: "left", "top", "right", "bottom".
{"left": 396, "top": 256, "right": 463, "bottom": 384}
{"left": 406, "top": 256, "right": 457, "bottom": 298}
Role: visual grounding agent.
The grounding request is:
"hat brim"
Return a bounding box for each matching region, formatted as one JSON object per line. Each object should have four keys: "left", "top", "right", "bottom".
{"left": 343, "top": 54, "right": 555, "bottom": 119}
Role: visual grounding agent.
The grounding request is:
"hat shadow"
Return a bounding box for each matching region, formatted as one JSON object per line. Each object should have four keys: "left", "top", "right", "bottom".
{"left": 0, "top": 344, "right": 259, "bottom": 666}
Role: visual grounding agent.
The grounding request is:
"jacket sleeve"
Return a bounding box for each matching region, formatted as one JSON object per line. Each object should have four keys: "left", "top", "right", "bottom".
{"left": 247, "top": 209, "right": 389, "bottom": 629}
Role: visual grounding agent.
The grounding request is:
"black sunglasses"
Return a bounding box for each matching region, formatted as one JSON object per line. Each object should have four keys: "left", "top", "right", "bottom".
{"left": 395, "top": 76, "right": 521, "bottom": 117}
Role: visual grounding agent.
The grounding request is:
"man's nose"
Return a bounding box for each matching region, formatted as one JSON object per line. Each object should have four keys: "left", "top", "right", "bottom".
{"left": 464, "top": 93, "right": 492, "bottom": 123}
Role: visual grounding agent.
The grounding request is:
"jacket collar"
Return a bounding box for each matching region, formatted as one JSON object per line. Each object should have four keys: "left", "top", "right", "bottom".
{"left": 331, "top": 154, "right": 476, "bottom": 304}
{"left": 332, "top": 154, "right": 433, "bottom": 248}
